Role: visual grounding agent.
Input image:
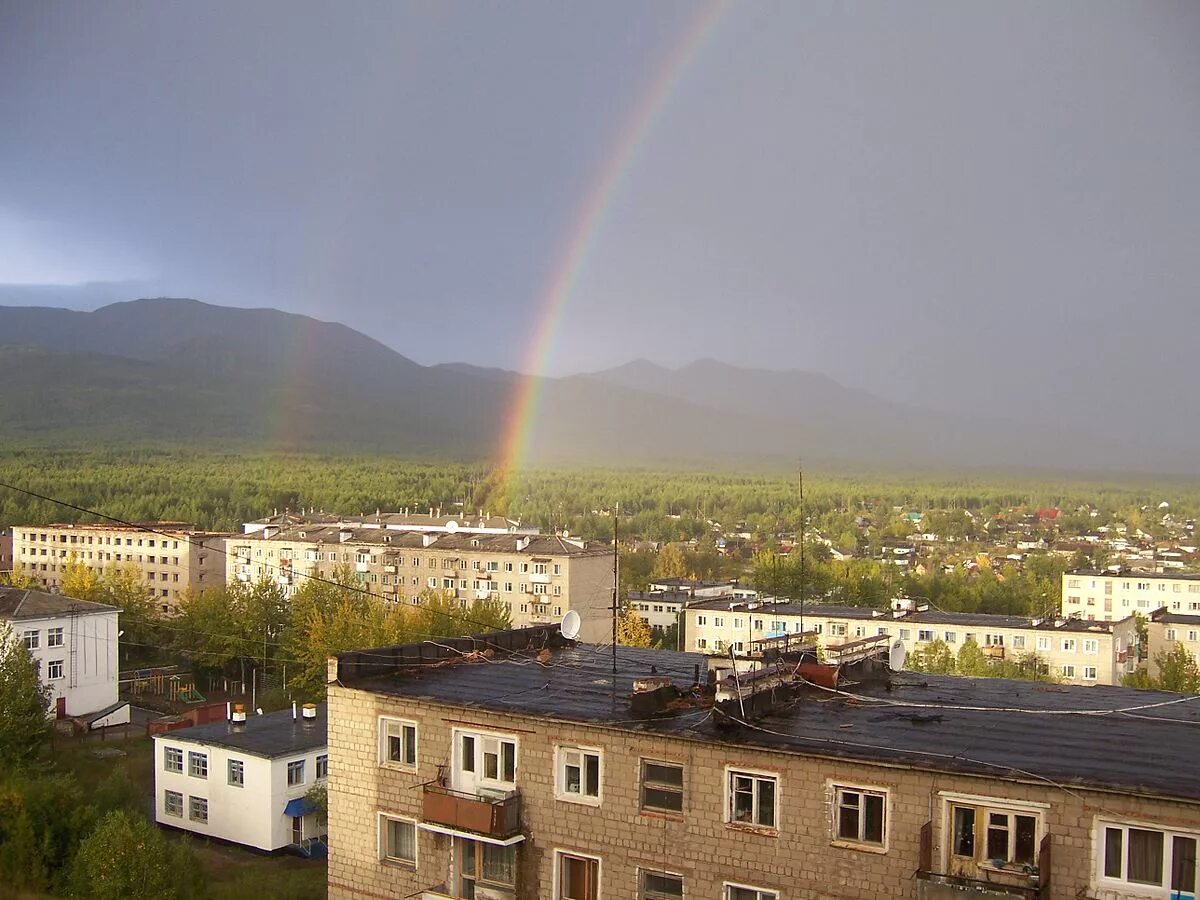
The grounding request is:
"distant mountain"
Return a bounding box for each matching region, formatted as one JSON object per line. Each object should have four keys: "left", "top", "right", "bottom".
{"left": 0, "top": 298, "right": 1191, "bottom": 472}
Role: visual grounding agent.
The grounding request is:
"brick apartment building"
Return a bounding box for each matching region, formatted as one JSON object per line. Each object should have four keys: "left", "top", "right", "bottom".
{"left": 228, "top": 525, "right": 613, "bottom": 642}
{"left": 12, "top": 522, "right": 230, "bottom": 614}
{"left": 326, "top": 626, "right": 1200, "bottom": 900}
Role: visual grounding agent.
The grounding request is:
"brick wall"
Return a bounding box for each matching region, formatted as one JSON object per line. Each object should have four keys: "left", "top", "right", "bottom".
{"left": 327, "top": 683, "right": 1200, "bottom": 899}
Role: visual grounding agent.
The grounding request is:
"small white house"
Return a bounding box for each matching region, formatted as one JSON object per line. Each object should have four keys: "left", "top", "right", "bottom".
{"left": 153, "top": 704, "right": 328, "bottom": 854}
{"left": 0, "top": 586, "right": 128, "bottom": 725}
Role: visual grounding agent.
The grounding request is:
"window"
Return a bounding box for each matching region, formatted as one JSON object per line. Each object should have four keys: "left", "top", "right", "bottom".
{"left": 556, "top": 851, "right": 599, "bottom": 900}
{"left": 1036, "top": 636, "right": 1050, "bottom": 651}
{"left": 1100, "top": 821, "right": 1197, "bottom": 891}
{"left": 164, "top": 747, "right": 183, "bottom": 773}
{"left": 287, "top": 760, "right": 305, "bottom": 786}
{"left": 188, "top": 751, "right": 208, "bottom": 778}
{"left": 456, "top": 837, "right": 516, "bottom": 895}
{"left": 316, "top": 754, "right": 328, "bottom": 780}
{"left": 640, "top": 870, "right": 683, "bottom": 899}
{"left": 1083, "top": 666, "right": 1098, "bottom": 680}
{"left": 380, "top": 718, "right": 418, "bottom": 768}
{"left": 456, "top": 730, "right": 517, "bottom": 785}
{"left": 189, "top": 796, "right": 208, "bottom": 823}
{"left": 727, "top": 769, "right": 778, "bottom": 830}
{"left": 379, "top": 814, "right": 417, "bottom": 866}
{"left": 22, "top": 630, "right": 38, "bottom": 650}
{"left": 948, "top": 799, "right": 1040, "bottom": 869}
{"left": 1011, "top": 635, "right": 1026, "bottom": 650}
{"left": 1061, "top": 664, "right": 1076, "bottom": 678}
{"left": 834, "top": 785, "right": 887, "bottom": 848}
{"left": 724, "top": 885, "right": 778, "bottom": 900}
{"left": 944, "top": 631, "right": 957, "bottom": 644}
{"left": 163, "top": 790, "right": 183, "bottom": 817}
{"left": 47, "top": 659, "right": 64, "bottom": 679}
{"left": 556, "top": 746, "right": 601, "bottom": 803}
{"left": 918, "top": 630, "right": 934, "bottom": 642}
{"left": 697, "top": 615, "right": 707, "bottom": 626}
{"left": 47, "top": 627, "right": 64, "bottom": 647}
{"left": 227, "top": 759, "right": 244, "bottom": 786}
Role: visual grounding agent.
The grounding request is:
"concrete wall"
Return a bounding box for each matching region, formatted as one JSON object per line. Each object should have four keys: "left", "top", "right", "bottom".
{"left": 326, "top": 684, "right": 1200, "bottom": 900}
{"left": 18, "top": 610, "right": 119, "bottom": 716}
{"left": 1062, "top": 572, "right": 1200, "bottom": 622}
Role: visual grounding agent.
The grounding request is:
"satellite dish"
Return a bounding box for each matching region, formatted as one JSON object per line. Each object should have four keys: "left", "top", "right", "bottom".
{"left": 445, "top": 520, "right": 459, "bottom": 533}
{"left": 888, "top": 639, "right": 907, "bottom": 672}
{"left": 560, "top": 609, "right": 581, "bottom": 640}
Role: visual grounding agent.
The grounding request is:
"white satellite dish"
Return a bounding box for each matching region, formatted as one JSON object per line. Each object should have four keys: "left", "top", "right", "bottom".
{"left": 888, "top": 639, "right": 907, "bottom": 672}
{"left": 560, "top": 609, "right": 581, "bottom": 640}
{"left": 445, "top": 520, "right": 459, "bottom": 533}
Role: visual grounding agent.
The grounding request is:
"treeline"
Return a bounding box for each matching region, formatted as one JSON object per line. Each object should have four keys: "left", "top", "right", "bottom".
{"left": 1, "top": 448, "right": 1198, "bottom": 543}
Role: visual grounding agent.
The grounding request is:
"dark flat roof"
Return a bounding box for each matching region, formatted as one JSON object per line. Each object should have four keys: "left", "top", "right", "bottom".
{"left": 1070, "top": 568, "right": 1200, "bottom": 582}
{"left": 343, "top": 642, "right": 1200, "bottom": 803}
{"left": 156, "top": 706, "right": 326, "bottom": 759}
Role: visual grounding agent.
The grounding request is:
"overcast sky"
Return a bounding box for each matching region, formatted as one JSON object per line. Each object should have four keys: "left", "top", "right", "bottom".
{"left": 2, "top": 1, "right": 1198, "bottom": 424}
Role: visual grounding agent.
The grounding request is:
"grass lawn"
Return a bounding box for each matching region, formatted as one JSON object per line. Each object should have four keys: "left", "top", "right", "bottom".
{"left": 46, "top": 729, "right": 327, "bottom": 899}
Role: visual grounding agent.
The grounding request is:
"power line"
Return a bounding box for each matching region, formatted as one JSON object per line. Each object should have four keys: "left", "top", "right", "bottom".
{"left": 0, "top": 478, "right": 535, "bottom": 640}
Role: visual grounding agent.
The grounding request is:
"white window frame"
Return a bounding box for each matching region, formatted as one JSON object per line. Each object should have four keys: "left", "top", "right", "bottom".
{"left": 287, "top": 759, "right": 306, "bottom": 786}
{"left": 555, "top": 745, "right": 602, "bottom": 805}
{"left": 723, "top": 883, "right": 779, "bottom": 900}
{"left": 940, "top": 791, "right": 1046, "bottom": 872}
{"left": 379, "top": 716, "right": 418, "bottom": 770}
{"left": 725, "top": 766, "right": 779, "bottom": 831}
{"left": 1096, "top": 818, "right": 1200, "bottom": 893}
{"left": 163, "top": 789, "right": 184, "bottom": 818}
{"left": 316, "top": 754, "right": 329, "bottom": 780}
{"left": 453, "top": 727, "right": 518, "bottom": 789}
{"left": 188, "top": 795, "right": 208, "bottom": 823}
{"left": 830, "top": 780, "right": 890, "bottom": 852}
{"left": 188, "top": 751, "right": 208, "bottom": 779}
{"left": 163, "top": 746, "right": 183, "bottom": 773}
{"left": 227, "top": 758, "right": 244, "bottom": 787}
{"left": 553, "top": 848, "right": 601, "bottom": 900}
{"left": 46, "top": 659, "right": 64, "bottom": 680}
{"left": 377, "top": 813, "right": 418, "bottom": 867}
{"left": 47, "top": 627, "right": 64, "bottom": 648}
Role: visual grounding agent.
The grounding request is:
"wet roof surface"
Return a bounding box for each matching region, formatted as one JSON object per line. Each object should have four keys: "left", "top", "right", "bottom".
{"left": 158, "top": 706, "right": 327, "bottom": 758}
{"left": 352, "top": 644, "right": 1200, "bottom": 802}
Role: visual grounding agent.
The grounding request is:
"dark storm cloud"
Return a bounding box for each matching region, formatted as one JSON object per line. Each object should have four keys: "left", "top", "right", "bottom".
{"left": 2, "top": 1, "right": 1198, "bottom": 442}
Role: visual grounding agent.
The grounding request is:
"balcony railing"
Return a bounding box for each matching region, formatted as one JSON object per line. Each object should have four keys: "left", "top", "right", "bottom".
{"left": 916, "top": 822, "right": 1049, "bottom": 900}
{"left": 421, "top": 783, "right": 522, "bottom": 840}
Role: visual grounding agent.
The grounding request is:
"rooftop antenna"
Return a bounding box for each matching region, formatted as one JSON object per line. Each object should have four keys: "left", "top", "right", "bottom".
{"left": 612, "top": 503, "right": 619, "bottom": 675}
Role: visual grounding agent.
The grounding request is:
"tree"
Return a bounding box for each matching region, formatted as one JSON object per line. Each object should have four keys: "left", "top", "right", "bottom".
{"left": 1154, "top": 643, "right": 1200, "bottom": 694}
{"left": 653, "top": 543, "right": 688, "bottom": 579}
{"left": 0, "top": 622, "right": 51, "bottom": 769}
{"left": 910, "top": 638, "right": 956, "bottom": 674}
{"left": 955, "top": 638, "right": 989, "bottom": 677}
{"left": 68, "top": 809, "right": 206, "bottom": 899}
{"left": 616, "top": 603, "right": 652, "bottom": 648}
{"left": 0, "top": 569, "right": 38, "bottom": 589}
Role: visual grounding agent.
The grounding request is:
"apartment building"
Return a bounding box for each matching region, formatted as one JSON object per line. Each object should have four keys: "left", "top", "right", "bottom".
{"left": 243, "top": 509, "right": 536, "bottom": 537}
{"left": 11, "top": 522, "right": 230, "bottom": 614}
{"left": 1061, "top": 569, "right": 1200, "bottom": 622}
{"left": 0, "top": 585, "right": 127, "bottom": 723}
{"left": 326, "top": 625, "right": 1200, "bottom": 900}
{"left": 682, "top": 598, "right": 1140, "bottom": 686}
{"left": 154, "top": 704, "right": 327, "bottom": 854}
{"left": 1146, "top": 608, "right": 1200, "bottom": 680}
{"left": 227, "top": 525, "right": 613, "bottom": 642}
{"left": 0, "top": 528, "right": 12, "bottom": 574}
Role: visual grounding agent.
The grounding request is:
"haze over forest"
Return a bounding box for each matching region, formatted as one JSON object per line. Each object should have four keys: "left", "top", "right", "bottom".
{"left": 2, "top": 3, "right": 1199, "bottom": 470}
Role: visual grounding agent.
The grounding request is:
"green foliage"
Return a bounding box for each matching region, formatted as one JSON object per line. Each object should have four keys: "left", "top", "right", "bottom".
{"left": 955, "top": 638, "right": 989, "bottom": 677}
{"left": 0, "top": 622, "right": 52, "bottom": 769}
{"left": 68, "top": 809, "right": 207, "bottom": 899}
{"left": 909, "top": 638, "right": 956, "bottom": 674}
{"left": 1152, "top": 643, "right": 1200, "bottom": 693}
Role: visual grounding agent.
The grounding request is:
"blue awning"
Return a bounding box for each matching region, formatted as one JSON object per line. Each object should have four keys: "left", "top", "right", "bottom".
{"left": 284, "top": 797, "right": 317, "bottom": 818}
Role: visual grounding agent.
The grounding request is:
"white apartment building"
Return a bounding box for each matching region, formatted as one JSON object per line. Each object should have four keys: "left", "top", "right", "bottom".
{"left": 683, "top": 597, "right": 1140, "bottom": 686}
{"left": 1062, "top": 569, "right": 1200, "bottom": 622}
{"left": 1146, "top": 609, "right": 1200, "bottom": 681}
{"left": 154, "top": 704, "right": 328, "bottom": 854}
{"left": 227, "top": 526, "right": 614, "bottom": 642}
{"left": 11, "top": 522, "right": 231, "bottom": 615}
{"left": 0, "top": 585, "right": 127, "bottom": 723}
{"left": 243, "top": 509, "right": 536, "bottom": 537}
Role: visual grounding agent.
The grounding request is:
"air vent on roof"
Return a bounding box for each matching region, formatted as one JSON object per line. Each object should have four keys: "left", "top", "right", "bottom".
{"left": 302, "top": 703, "right": 317, "bottom": 720}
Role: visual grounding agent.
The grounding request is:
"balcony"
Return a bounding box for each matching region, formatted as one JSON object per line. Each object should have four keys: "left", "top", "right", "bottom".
{"left": 384, "top": 565, "right": 397, "bottom": 574}
{"left": 421, "top": 783, "right": 522, "bottom": 840}
{"left": 983, "top": 645, "right": 1006, "bottom": 660}
{"left": 916, "top": 822, "right": 1048, "bottom": 900}
{"left": 529, "top": 572, "right": 551, "bottom": 584}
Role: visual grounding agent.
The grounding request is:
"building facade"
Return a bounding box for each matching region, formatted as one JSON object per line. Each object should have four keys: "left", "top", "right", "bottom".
{"left": 0, "top": 586, "right": 125, "bottom": 721}
{"left": 1146, "top": 608, "right": 1200, "bottom": 680}
{"left": 11, "top": 522, "right": 230, "bottom": 614}
{"left": 227, "top": 526, "right": 613, "bottom": 642}
{"left": 154, "top": 704, "right": 328, "bottom": 854}
{"left": 1062, "top": 570, "right": 1200, "bottom": 622}
{"left": 0, "top": 528, "right": 12, "bottom": 574}
{"left": 325, "top": 628, "right": 1200, "bottom": 900}
{"left": 682, "top": 599, "right": 1140, "bottom": 687}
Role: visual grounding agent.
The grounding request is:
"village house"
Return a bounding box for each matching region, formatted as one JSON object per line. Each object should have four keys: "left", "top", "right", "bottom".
{"left": 325, "top": 625, "right": 1200, "bottom": 899}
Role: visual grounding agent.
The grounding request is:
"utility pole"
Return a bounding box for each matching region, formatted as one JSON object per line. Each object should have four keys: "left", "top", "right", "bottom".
{"left": 799, "top": 460, "right": 806, "bottom": 636}
{"left": 612, "top": 503, "right": 619, "bottom": 675}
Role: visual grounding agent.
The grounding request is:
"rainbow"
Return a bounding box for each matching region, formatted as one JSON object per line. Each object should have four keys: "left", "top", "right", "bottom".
{"left": 495, "top": 1, "right": 729, "bottom": 491}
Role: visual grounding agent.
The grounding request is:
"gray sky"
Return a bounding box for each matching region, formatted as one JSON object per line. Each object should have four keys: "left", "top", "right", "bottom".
{"left": 2, "top": 1, "right": 1198, "bottom": 427}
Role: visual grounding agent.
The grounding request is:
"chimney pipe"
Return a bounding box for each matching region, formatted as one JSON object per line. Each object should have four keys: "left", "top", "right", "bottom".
{"left": 292, "top": 701, "right": 297, "bottom": 721}
{"left": 226, "top": 701, "right": 231, "bottom": 721}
